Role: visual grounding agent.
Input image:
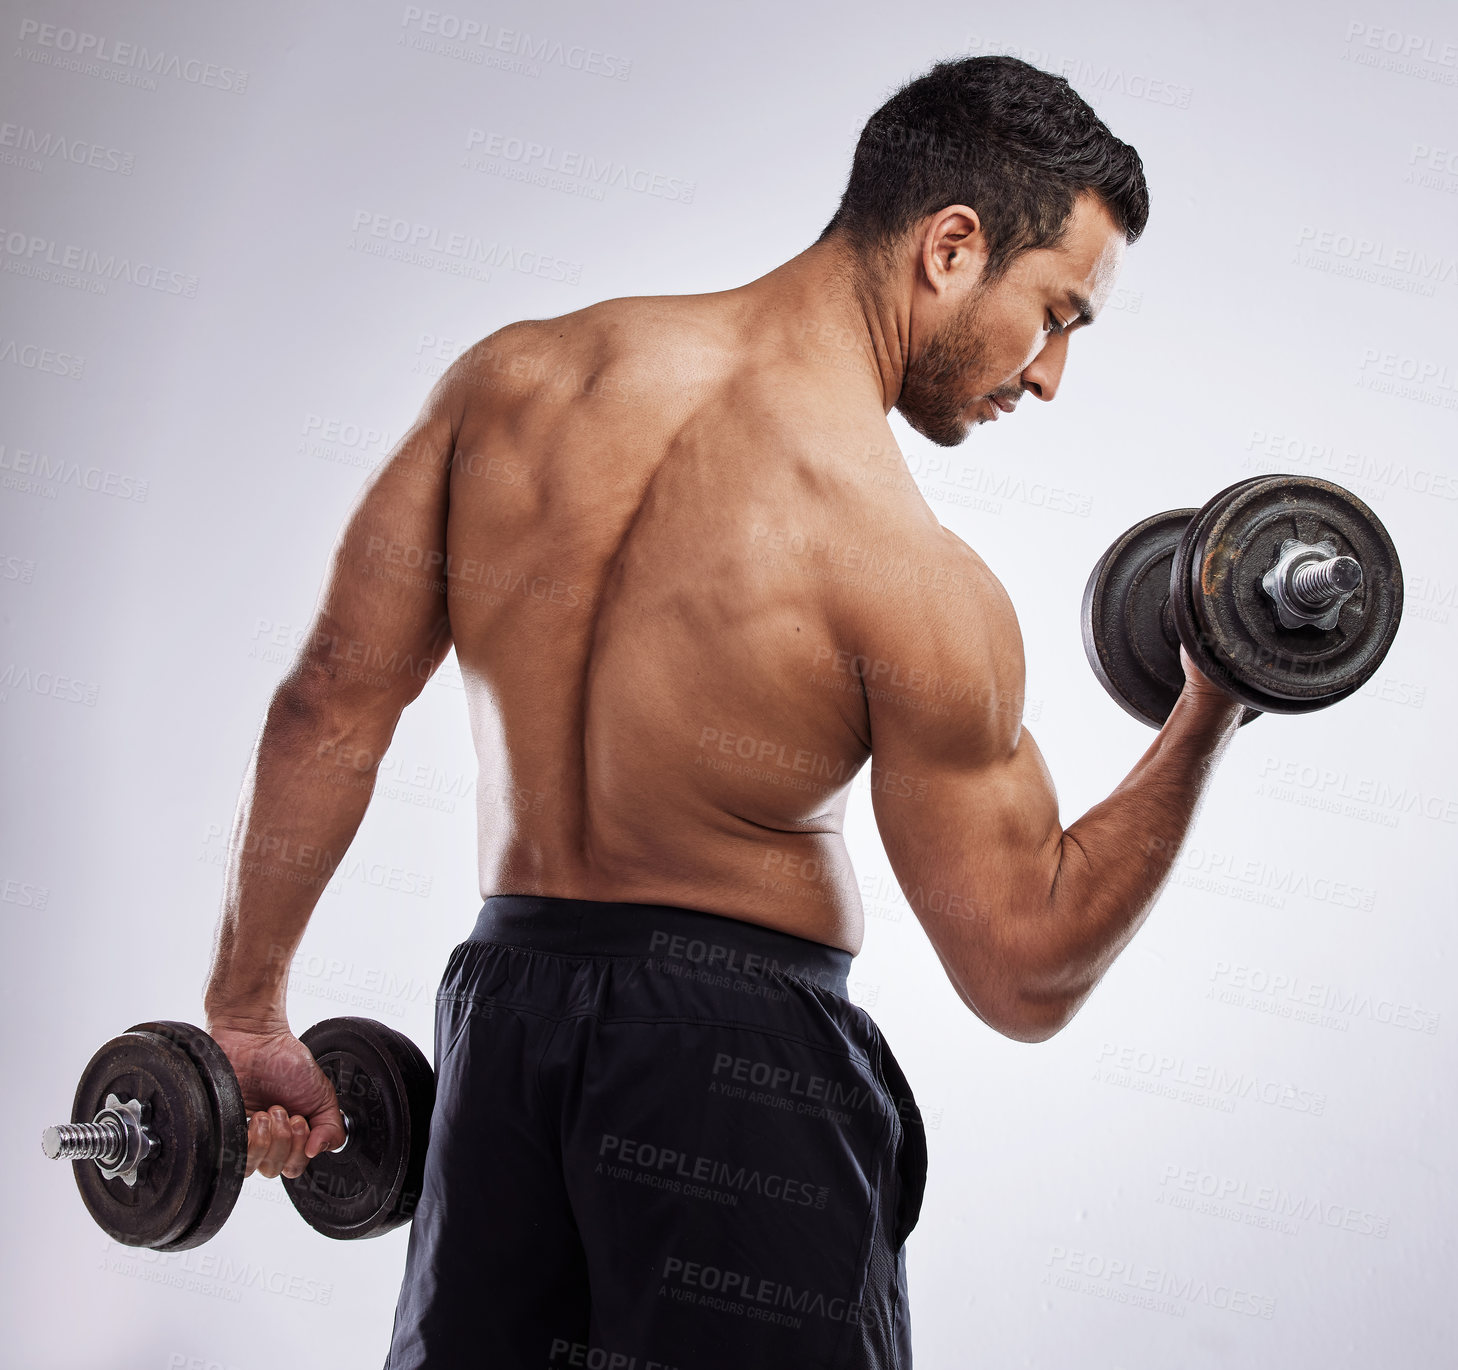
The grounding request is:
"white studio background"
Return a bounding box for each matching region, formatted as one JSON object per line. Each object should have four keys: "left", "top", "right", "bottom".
{"left": 2, "top": 1, "right": 1454, "bottom": 1366}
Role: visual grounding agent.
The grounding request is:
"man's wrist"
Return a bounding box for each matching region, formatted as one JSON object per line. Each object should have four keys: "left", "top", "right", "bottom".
{"left": 203, "top": 935, "right": 296, "bottom": 1027}
{"left": 1170, "top": 681, "right": 1245, "bottom": 737}
{"left": 205, "top": 1011, "right": 290, "bottom": 1038}
{"left": 203, "top": 985, "right": 288, "bottom": 1033}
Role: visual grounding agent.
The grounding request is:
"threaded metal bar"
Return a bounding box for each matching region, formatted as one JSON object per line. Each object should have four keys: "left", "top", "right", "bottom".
{"left": 42, "top": 1118, "right": 126, "bottom": 1165}
{"left": 1291, "top": 554, "right": 1363, "bottom": 607}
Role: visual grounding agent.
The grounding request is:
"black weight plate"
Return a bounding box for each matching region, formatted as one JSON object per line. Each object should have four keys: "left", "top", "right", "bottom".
{"left": 1174, "top": 474, "right": 1403, "bottom": 714}
{"left": 1171, "top": 477, "right": 1270, "bottom": 704}
{"left": 282, "top": 1017, "right": 435, "bottom": 1240}
{"left": 1082, "top": 509, "right": 1198, "bottom": 727}
{"left": 70, "top": 1029, "right": 217, "bottom": 1249}
{"left": 130, "top": 1021, "right": 248, "bottom": 1251}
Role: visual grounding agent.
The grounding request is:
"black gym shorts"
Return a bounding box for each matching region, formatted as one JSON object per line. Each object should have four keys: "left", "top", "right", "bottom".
{"left": 384, "top": 895, "right": 927, "bottom": 1369}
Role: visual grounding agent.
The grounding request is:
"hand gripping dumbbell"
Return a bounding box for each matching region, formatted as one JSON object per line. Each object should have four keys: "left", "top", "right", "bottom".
{"left": 1082, "top": 474, "right": 1403, "bottom": 726}
{"left": 40, "top": 1017, "right": 434, "bottom": 1249}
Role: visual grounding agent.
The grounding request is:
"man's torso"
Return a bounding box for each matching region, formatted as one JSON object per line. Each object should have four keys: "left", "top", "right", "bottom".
{"left": 441, "top": 292, "right": 976, "bottom": 953}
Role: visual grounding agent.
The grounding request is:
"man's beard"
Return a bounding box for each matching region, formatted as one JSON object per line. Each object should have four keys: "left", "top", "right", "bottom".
{"left": 894, "top": 290, "right": 994, "bottom": 448}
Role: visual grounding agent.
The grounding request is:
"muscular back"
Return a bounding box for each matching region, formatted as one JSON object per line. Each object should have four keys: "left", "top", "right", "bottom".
{"left": 234, "top": 208, "right": 1216, "bottom": 1047}
{"left": 412, "top": 295, "right": 1017, "bottom": 953}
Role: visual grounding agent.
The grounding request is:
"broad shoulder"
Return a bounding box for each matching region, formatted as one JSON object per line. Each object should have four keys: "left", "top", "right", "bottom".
{"left": 437, "top": 296, "right": 735, "bottom": 420}
{"left": 842, "top": 507, "right": 1027, "bottom": 754}
{"left": 935, "top": 523, "right": 1019, "bottom": 633}
{"left": 870, "top": 515, "right": 1021, "bottom": 660}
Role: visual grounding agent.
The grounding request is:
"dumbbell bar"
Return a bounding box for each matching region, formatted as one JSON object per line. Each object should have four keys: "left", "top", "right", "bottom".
{"left": 41, "top": 1017, "right": 434, "bottom": 1249}
{"left": 1082, "top": 474, "right": 1403, "bottom": 727}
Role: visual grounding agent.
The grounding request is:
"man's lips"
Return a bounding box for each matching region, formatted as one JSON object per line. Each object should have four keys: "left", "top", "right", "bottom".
{"left": 990, "top": 394, "right": 1017, "bottom": 414}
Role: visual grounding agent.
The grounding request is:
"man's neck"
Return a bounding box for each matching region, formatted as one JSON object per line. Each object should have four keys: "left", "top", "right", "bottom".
{"left": 733, "top": 235, "right": 909, "bottom": 414}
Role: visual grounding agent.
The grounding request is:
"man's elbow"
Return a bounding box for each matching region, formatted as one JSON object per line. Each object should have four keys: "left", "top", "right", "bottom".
{"left": 264, "top": 663, "right": 410, "bottom": 763}
{"left": 948, "top": 932, "right": 1087, "bottom": 1042}
{"left": 956, "top": 979, "right": 1078, "bottom": 1043}
{"left": 276, "top": 651, "right": 420, "bottom": 729}
{"left": 990, "top": 994, "right": 1077, "bottom": 1043}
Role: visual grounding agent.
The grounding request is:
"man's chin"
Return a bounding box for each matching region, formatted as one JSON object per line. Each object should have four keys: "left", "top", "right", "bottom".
{"left": 897, "top": 402, "right": 973, "bottom": 448}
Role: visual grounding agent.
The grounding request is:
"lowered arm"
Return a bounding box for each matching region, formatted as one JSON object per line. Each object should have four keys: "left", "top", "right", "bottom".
{"left": 203, "top": 362, "right": 464, "bottom": 1027}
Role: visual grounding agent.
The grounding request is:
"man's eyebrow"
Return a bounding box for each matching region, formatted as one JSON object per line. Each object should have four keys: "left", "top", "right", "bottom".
{"left": 1065, "top": 290, "right": 1097, "bottom": 327}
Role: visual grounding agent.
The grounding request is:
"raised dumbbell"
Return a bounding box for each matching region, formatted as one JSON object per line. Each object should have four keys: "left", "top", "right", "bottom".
{"left": 1082, "top": 474, "right": 1403, "bottom": 727}
{"left": 40, "top": 1016, "right": 434, "bottom": 1248}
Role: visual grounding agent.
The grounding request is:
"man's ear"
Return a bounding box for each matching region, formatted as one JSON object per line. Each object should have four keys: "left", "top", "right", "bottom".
{"left": 919, "top": 205, "right": 988, "bottom": 295}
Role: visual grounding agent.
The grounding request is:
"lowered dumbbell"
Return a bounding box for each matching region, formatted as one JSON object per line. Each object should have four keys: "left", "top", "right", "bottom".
{"left": 41, "top": 1016, "right": 434, "bottom": 1248}
{"left": 1082, "top": 474, "right": 1403, "bottom": 727}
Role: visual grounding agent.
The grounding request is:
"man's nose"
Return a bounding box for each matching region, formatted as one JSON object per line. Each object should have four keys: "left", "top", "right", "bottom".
{"left": 1021, "top": 333, "right": 1069, "bottom": 402}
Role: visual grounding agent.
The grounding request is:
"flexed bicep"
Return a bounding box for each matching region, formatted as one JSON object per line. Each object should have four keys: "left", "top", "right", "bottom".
{"left": 864, "top": 533, "right": 1068, "bottom": 1038}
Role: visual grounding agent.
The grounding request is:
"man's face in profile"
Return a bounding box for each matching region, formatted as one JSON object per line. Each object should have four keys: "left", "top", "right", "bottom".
{"left": 896, "top": 193, "right": 1126, "bottom": 447}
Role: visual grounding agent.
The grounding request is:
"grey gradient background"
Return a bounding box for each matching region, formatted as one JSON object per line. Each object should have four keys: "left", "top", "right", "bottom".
{"left": 2, "top": 1, "right": 1455, "bottom": 1366}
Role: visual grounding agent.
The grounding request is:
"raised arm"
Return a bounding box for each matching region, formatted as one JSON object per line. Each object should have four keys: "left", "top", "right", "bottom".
{"left": 201, "top": 356, "right": 466, "bottom": 1172}
{"left": 866, "top": 527, "right": 1242, "bottom": 1042}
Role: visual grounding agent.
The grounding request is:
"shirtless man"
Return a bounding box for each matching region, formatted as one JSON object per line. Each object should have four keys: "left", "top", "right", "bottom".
{"left": 202, "top": 54, "right": 1242, "bottom": 1367}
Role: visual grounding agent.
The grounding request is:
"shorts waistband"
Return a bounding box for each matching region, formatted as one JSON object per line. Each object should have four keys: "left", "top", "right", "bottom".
{"left": 468, "top": 895, "right": 851, "bottom": 995}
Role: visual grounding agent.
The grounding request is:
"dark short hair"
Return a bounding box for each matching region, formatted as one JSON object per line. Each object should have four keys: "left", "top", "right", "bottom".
{"left": 820, "top": 55, "right": 1149, "bottom": 279}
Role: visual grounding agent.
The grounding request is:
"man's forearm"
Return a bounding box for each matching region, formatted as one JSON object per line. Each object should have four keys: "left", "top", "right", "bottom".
{"left": 203, "top": 684, "right": 396, "bottom": 1025}
{"left": 1017, "top": 687, "right": 1244, "bottom": 1027}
